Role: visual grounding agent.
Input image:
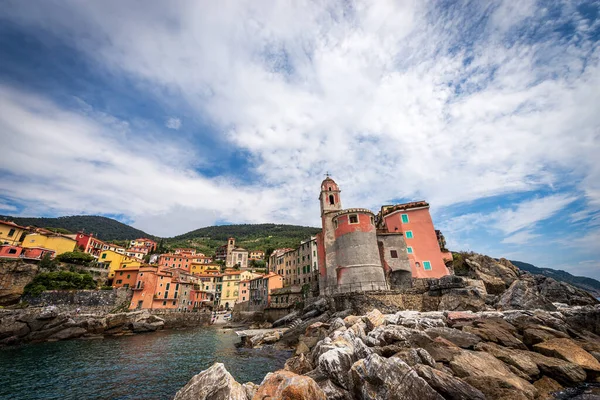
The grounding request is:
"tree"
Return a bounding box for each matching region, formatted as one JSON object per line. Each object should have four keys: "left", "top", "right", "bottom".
{"left": 55, "top": 251, "right": 94, "bottom": 265}
{"left": 39, "top": 253, "right": 58, "bottom": 271}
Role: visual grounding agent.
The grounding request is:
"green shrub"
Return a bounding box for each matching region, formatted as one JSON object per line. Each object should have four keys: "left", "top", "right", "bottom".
{"left": 39, "top": 253, "right": 58, "bottom": 271}
{"left": 23, "top": 271, "right": 97, "bottom": 296}
{"left": 55, "top": 251, "right": 94, "bottom": 265}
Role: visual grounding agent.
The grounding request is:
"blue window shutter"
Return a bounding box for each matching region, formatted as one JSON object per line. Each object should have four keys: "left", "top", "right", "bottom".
{"left": 401, "top": 214, "right": 409, "bottom": 223}
{"left": 423, "top": 261, "right": 432, "bottom": 270}
{"left": 407, "top": 247, "right": 413, "bottom": 254}
{"left": 406, "top": 231, "right": 413, "bottom": 239}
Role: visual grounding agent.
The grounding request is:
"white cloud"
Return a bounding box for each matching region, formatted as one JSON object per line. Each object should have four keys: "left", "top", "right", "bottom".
{"left": 0, "top": 0, "right": 599, "bottom": 249}
{"left": 165, "top": 117, "right": 181, "bottom": 130}
{"left": 0, "top": 202, "right": 17, "bottom": 212}
{"left": 501, "top": 230, "right": 540, "bottom": 245}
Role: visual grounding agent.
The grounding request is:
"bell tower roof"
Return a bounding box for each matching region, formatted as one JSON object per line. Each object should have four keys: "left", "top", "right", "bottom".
{"left": 320, "top": 177, "right": 340, "bottom": 192}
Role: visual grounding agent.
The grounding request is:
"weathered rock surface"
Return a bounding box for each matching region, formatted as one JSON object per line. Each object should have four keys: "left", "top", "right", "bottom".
{"left": 350, "top": 353, "right": 444, "bottom": 400}
{"left": 533, "top": 338, "right": 600, "bottom": 372}
{"left": 449, "top": 350, "right": 537, "bottom": 399}
{"left": 533, "top": 376, "right": 563, "bottom": 400}
{"left": 497, "top": 278, "right": 557, "bottom": 311}
{"left": 253, "top": 370, "right": 326, "bottom": 400}
{"left": 173, "top": 363, "right": 248, "bottom": 400}
{"left": 0, "top": 260, "right": 38, "bottom": 305}
{"left": 414, "top": 364, "right": 486, "bottom": 400}
{"left": 425, "top": 327, "right": 481, "bottom": 349}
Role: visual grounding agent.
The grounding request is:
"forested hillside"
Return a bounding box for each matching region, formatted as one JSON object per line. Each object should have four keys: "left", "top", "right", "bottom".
{"left": 511, "top": 260, "right": 600, "bottom": 297}
{"left": 167, "top": 223, "right": 321, "bottom": 256}
{"left": 0, "top": 215, "right": 153, "bottom": 242}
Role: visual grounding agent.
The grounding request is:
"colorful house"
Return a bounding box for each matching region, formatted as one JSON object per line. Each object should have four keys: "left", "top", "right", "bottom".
{"left": 99, "top": 250, "right": 138, "bottom": 278}
{"left": 0, "top": 245, "right": 55, "bottom": 260}
{"left": 21, "top": 232, "right": 76, "bottom": 256}
{"left": 0, "top": 221, "right": 28, "bottom": 246}
{"left": 219, "top": 271, "right": 241, "bottom": 309}
{"left": 73, "top": 232, "right": 106, "bottom": 258}
{"left": 129, "top": 238, "right": 157, "bottom": 252}
{"left": 376, "top": 201, "right": 451, "bottom": 279}
{"left": 248, "top": 273, "right": 283, "bottom": 308}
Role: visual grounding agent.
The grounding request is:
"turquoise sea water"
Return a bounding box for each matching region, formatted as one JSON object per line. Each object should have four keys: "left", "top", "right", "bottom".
{"left": 0, "top": 327, "right": 291, "bottom": 400}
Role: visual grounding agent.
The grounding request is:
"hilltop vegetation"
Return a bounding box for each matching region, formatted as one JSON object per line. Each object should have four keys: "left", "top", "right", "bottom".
{"left": 166, "top": 223, "right": 321, "bottom": 256}
{"left": 511, "top": 260, "right": 600, "bottom": 297}
{"left": 0, "top": 215, "right": 153, "bottom": 241}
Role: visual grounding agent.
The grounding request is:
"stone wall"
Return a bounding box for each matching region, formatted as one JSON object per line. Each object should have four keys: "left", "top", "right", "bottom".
{"left": 22, "top": 288, "right": 132, "bottom": 313}
{"left": 157, "top": 310, "right": 212, "bottom": 329}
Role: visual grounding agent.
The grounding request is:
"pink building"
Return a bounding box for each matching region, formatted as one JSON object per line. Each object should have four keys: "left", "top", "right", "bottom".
{"left": 74, "top": 232, "right": 105, "bottom": 258}
{"left": 377, "top": 201, "right": 451, "bottom": 279}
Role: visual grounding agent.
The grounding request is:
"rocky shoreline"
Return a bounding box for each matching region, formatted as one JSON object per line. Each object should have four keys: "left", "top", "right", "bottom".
{"left": 0, "top": 307, "right": 211, "bottom": 346}
{"left": 175, "top": 304, "right": 600, "bottom": 399}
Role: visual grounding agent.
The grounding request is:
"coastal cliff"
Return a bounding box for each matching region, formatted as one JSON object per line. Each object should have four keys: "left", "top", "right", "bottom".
{"left": 175, "top": 255, "right": 600, "bottom": 399}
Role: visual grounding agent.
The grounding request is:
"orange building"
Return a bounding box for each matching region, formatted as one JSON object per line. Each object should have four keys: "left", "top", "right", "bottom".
{"left": 129, "top": 266, "right": 211, "bottom": 311}
{"left": 158, "top": 251, "right": 213, "bottom": 272}
{"left": 248, "top": 273, "right": 283, "bottom": 307}
{"left": 377, "top": 201, "right": 451, "bottom": 278}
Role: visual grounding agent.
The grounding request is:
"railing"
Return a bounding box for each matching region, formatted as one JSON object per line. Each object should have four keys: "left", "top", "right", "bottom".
{"left": 322, "top": 280, "right": 389, "bottom": 296}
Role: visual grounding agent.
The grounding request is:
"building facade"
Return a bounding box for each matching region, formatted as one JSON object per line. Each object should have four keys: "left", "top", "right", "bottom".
{"left": 0, "top": 221, "right": 27, "bottom": 246}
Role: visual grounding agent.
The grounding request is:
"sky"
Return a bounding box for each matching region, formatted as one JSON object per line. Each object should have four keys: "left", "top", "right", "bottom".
{"left": 0, "top": 1, "right": 599, "bottom": 279}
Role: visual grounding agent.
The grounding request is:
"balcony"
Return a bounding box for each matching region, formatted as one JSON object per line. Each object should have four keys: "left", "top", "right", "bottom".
{"left": 131, "top": 284, "right": 144, "bottom": 291}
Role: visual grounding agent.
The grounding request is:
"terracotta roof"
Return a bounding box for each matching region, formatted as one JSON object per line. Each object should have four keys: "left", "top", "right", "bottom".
{"left": 0, "top": 220, "right": 27, "bottom": 230}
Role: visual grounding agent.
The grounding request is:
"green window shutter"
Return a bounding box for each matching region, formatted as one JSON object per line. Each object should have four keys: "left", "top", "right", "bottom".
{"left": 423, "top": 261, "right": 432, "bottom": 270}
{"left": 407, "top": 247, "right": 413, "bottom": 254}
{"left": 405, "top": 231, "right": 413, "bottom": 239}
{"left": 401, "top": 214, "right": 409, "bottom": 223}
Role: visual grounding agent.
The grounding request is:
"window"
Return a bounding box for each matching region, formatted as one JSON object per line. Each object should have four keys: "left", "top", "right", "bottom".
{"left": 127, "top": 275, "right": 130, "bottom": 279}
{"left": 328, "top": 194, "right": 335, "bottom": 205}
{"left": 349, "top": 214, "right": 358, "bottom": 224}
{"left": 401, "top": 214, "right": 409, "bottom": 223}
{"left": 405, "top": 231, "right": 414, "bottom": 239}
{"left": 407, "top": 246, "right": 413, "bottom": 254}
{"left": 8, "top": 248, "right": 17, "bottom": 254}
{"left": 163, "top": 301, "right": 167, "bottom": 306}
{"left": 116, "top": 280, "right": 122, "bottom": 284}
{"left": 423, "top": 261, "right": 432, "bottom": 270}
{"left": 120, "top": 272, "right": 123, "bottom": 276}
{"left": 390, "top": 250, "right": 398, "bottom": 258}
{"left": 101, "top": 253, "right": 107, "bottom": 259}
{"left": 370, "top": 216, "right": 374, "bottom": 225}
{"left": 7, "top": 229, "right": 15, "bottom": 237}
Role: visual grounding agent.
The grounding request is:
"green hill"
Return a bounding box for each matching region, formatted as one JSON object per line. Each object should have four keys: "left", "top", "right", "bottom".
{"left": 511, "top": 260, "right": 600, "bottom": 297}
{"left": 0, "top": 215, "right": 153, "bottom": 242}
{"left": 167, "top": 223, "right": 321, "bottom": 256}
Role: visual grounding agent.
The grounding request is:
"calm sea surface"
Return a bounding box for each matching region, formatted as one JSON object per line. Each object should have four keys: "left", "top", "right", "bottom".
{"left": 0, "top": 327, "right": 291, "bottom": 400}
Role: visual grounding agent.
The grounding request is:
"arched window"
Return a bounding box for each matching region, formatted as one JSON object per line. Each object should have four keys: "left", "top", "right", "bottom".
{"left": 415, "top": 262, "right": 421, "bottom": 268}
{"left": 329, "top": 194, "right": 335, "bottom": 205}
{"left": 328, "top": 187, "right": 332, "bottom": 191}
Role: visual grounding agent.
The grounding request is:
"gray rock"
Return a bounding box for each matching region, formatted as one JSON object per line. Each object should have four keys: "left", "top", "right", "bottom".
{"left": 425, "top": 327, "right": 480, "bottom": 349}
{"left": 414, "top": 364, "right": 485, "bottom": 400}
{"left": 350, "top": 353, "right": 443, "bottom": 399}
{"left": 173, "top": 363, "right": 248, "bottom": 400}
{"left": 318, "top": 379, "right": 353, "bottom": 400}
{"left": 49, "top": 327, "right": 87, "bottom": 340}
{"left": 496, "top": 278, "right": 557, "bottom": 311}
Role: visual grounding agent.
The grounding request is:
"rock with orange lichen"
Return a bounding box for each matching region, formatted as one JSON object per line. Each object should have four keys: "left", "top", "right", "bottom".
{"left": 252, "top": 370, "right": 326, "bottom": 400}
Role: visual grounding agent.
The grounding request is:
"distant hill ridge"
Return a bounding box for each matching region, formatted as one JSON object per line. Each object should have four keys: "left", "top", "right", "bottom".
{"left": 511, "top": 260, "right": 600, "bottom": 297}
{"left": 0, "top": 215, "right": 152, "bottom": 242}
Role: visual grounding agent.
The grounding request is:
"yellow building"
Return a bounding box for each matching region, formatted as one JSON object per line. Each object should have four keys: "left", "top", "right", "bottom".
{"left": 22, "top": 233, "right": 76, "bottom": 256}
{"left": 219, "top": 271, "right": 242, "bottom": 309}
{"left": 190, "top": 262, "right": 221, "bottom": 275}
{"left": 0, "top": 221, "right": 27, "bottom": 246}
{"left": 99, "top": 250, "right": 138, "bottom": 278}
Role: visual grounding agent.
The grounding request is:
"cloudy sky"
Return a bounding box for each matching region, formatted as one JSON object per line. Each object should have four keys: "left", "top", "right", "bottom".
{"left": 0, "top": 1, "right": 599, "bottom": 278}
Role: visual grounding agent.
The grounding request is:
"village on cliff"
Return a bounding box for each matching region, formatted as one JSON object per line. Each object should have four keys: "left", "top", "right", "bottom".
{"left": 2, "top": 178, "right": 600, "bottom": 399}
{"left": 0, "top": 177, "right": 454, "bottom": 313}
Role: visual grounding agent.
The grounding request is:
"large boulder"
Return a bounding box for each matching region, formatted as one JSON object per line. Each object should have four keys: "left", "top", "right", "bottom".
{"left": 474, "top": 342, "right": 540, "bottom": 379}
{"left": 350, "top": 353, "right": 443, "bottom": 400}
{"left": 496, "top": 278, "right": 556, "bottom": 311}
{"left": 532, "top": 376, "right": 563, "bottom": 400}
{"left": 424, "top": 327, "right": 480, "bottom": 349}
{"left": 533, "top": 338, "right": 600, "bottom": 372}
{"left": 536, "top": 276, "right": 599, "bottom": 306}
{"left": 363, "top": 309, "right": 385, "bottom": 331}
{"left": 284, "top": 353, "right": 313, "bottom": 375}
{"left": 449, "top": 350, "right": 537, "bottom": 399}
{"left": 49, "top": 327, "right": 87, "bottom": 340}
{"left": 173, "top": 363, "right": 248, "bottom": 400}
{"left": 526, "top": 351, "right": 587, "bottom": 385}
{"left": 413, "top": 364, "right": 486, "bottom": 400}
{"left": 462, "top": 319, "right": 526, "bottom": 349}
{"left": 253, "top": 370, "right": 326, "bottom": 400}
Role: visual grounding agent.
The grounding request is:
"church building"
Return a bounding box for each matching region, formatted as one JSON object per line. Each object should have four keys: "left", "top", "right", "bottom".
{"left": 316, "top": 177, "right": 451, "bottom": 296}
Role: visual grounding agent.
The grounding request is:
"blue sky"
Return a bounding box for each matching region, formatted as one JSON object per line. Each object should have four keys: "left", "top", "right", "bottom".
{"left": 0, "top": 1, "right": 599, "bottom": 279}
